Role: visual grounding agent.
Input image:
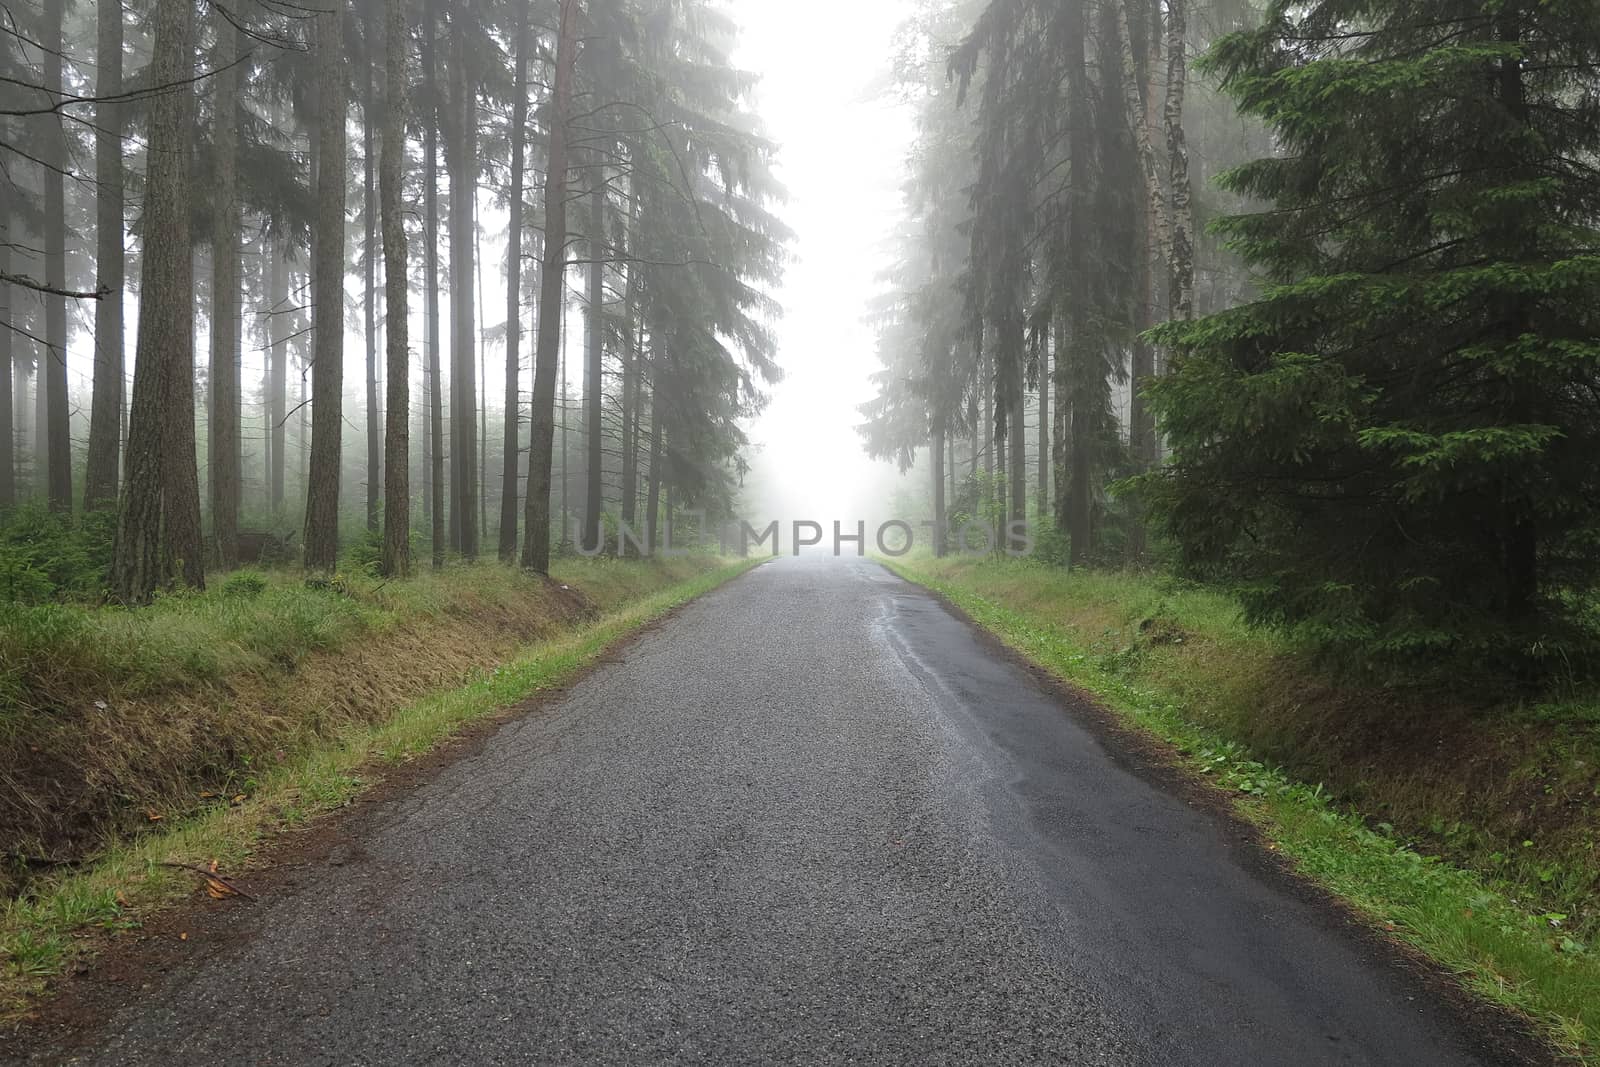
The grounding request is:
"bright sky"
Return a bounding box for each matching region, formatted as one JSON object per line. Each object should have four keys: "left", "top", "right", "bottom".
{"left": 730, "top": 0, "right": 920, "bottom": 525}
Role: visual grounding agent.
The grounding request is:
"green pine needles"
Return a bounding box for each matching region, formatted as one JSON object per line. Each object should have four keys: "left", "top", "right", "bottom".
{"left": 1142, "top": 0, "right": 1600, "bottom": 669}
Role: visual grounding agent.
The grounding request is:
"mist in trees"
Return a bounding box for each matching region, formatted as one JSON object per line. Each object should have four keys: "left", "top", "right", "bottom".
{"left": 1, "top": 0, "right": 787, "bottom": 602}
{"left": 860, "top": 0, "right": 1600, "bottom": 668}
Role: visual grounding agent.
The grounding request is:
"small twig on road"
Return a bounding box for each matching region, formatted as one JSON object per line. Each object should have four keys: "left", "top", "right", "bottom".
{"left": 158, "top": 861, "right": 258, "bottom": 901}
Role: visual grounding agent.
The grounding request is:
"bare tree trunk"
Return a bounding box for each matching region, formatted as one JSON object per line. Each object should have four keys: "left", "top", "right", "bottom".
{"left": 363, "top": 15, "right": 381, "bottom": 534}
{"left": 261, "top": 275, "right": 271, "bottom": 510}
{"left": 582, "top": 185, "right": 605, "bottom": 553}
{"left": 995, "top": 384, "right": 1007, "bottom": 541}
{"left": 1008, "top": 366, "right": 1025, "bottom": 542}
{"left": 110, "top": 0, "right": 198, "bottom": 603}
{"left": 1061, "top": 0, "right": 1094, "bottom": 566}
{"left": 42, "top": 0, "right": 70, "bottom": 512}
{"left": 421, "top": 270, "right": 432, "bottom": 519}
{"left": 166, "top": 254, "right": 204, "bottom": 588}
{"left": 304, "top": 0, "right": 347, "bottom": 571}
{"left": 981, "top": 353, "right": 993, "bottom": 491}
{"left": 1165, "top": 0, "right": 1194, "bottom": 326}
{"left": 559, "top": 309, "right": 569, "bottom": 546}
{"left": 618, "top": 248, "right": 639, "bottom": 552}
{"left": 932, "top": 418, "right": 946, "bottom": 557}
{"left": 379, "top": 0, "right": 411, "bottom": 577}
{"left": 422, "top": 0, "right": 444, "bottom": 566}
{"left": 210, "top": 18, "right": 242, "bottom": 567}
{"left": 498, "top": 8, "right": 529, "bottom": 560}
{"left": 447, "top": 15, "right": 478, "bottom": 559}
{"left": 86, "top": 0, "right": 125, "bottom": 510}
{"left": 476, "top": 202, "right": 486, "bottom": 545}
{"left": 1116, "top": 0, "right": 1164, "bottom": 480}
{"left": 644, "top": 381, "right": 662, "bottom": 555}
{"left": 33, "top": 355, "right": 46, "bottom": 498}
{"left": 0, "top": 210, "right": 13, "bottom": 510}
{"left": 1037, "top": 342, "right": 1049, "bottom": 518}
{"left": 522, "top": 0, "right": 576, "bottom": 573}
{"left": 268, "top": 240, "right": 287, "bottom": 513}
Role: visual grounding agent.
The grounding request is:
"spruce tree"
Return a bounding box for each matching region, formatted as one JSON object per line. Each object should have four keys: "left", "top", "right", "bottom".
{"left": 1145, "top": 0, "right": 1600, "bottom": 662}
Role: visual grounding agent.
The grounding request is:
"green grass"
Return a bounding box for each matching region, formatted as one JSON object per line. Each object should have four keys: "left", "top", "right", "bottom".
{"left": 1, "top": 555, "right": 759, "bottom": 1021}
{"left": 886, "top": 553, "right": 1600, "bottom": 1062}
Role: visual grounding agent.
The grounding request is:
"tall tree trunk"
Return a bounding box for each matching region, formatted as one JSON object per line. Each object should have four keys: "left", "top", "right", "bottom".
{"left": 981, "top": 353, "right": 993, "bottom": 493}
{"left": 268, "top": 241, "right": 288, "bottom": 513}
{"left": 476, "top": 202, "right": 486, "bottom": 544}
{"left": 932, "top": 418, "right": 946, "bottom": 557}
{"left": 497, "top": 9, "right": 530, "bottom": 560}
{"left": 364, "top": 16, "right": 381, "bottom": 533}
{"left": 1165, "top": 0, "right": 1193, "bottom": 326}
{"left": 18, "top": 364, "right": 32, "bottom": 497}
{"left": 522, "top": 0, "right": 577, "bottom": 573}
{"left": 618, "top": 251, "right": 639, "bottom": 552}
{"left": 1061, "top": 0, "right": 1095, "bottom": 566}
{"left": 422, "top": 0, "right": 444, "bottom": 565}
{"left": 33, "top": 354, "right": 46, "bottom": 498}
{"left": 261, "top": 274, "right": 271, "bottom": 510}
{"left": 379, "top": 0, "right": 411, "bottom": 577}
{"left": 304, "top": 0, "right": 347, "bottom": 570}
{"left": 110, "top": 0, "right": 198, "bottom": 602}
{"left": 0, "top": 210, "right": 13, "bottom": 509}
{"left": 42, "top": 0, "right": 70, "bottom": 512}
{"left": 447, "top": 15, "right": 478, "bottom": 559}
{"left": 644, "top": 380, "right": 662, "bottom": 555}
{"left": 209, "top": 18, "right": 241, "bottom": 567}
{"left": 1117, "top": 0, "right": 1164, "bottom": 480}
{"left": 86, "top": 0, "right": 125, "bottom": 510}
{"left": 1008, "top": 366, "right": 1025, "bottom": 542}
{"left": 559, "top": 308, "right": 569, "bottom": 546}
{"left": 1037, "top": 342, "right": 1049, "bottom": 518}
{"left": 995, "top": 383, "right": 1007, "bottom": 542}
{"left": 583, "top": 185, "right": 605, "bottom": 553}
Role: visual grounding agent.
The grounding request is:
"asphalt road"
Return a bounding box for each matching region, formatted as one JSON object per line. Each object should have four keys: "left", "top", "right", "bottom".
{"left": 25, "top": 556, "right": 1530, "bottom": 1065}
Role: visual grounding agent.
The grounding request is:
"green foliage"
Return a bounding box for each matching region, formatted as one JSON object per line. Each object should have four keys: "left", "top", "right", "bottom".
{"left": 0, "top": 507, "right": 115, "bottom": 603}
{"left": 1142, "top": 0, "right": 1600, "bottom": 669}
{"left": 341, "top": 527, "right": 385, "bottom": 577}
{"left": 221, "top": 570, "right": 269, "bottom": 599}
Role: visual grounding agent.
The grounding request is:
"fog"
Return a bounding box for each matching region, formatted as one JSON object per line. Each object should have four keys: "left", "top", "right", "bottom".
{"left": 731, "top": 0, "right": 921, "bottom": 533}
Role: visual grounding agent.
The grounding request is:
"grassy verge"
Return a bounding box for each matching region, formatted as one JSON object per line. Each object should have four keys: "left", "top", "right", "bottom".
{"left": 0, "top": 555, "right": 758, "bottom": 1022}
{"left": 885, "top": 553, "right": 1600, "bottom": 1061}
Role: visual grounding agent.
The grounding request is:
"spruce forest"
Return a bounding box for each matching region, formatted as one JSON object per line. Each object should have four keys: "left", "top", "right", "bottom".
{"left": 7, "top": 0, "right": 1600, "bottom": 1057}
{"left": 1, "top": 0, "right": 784, "bottom": 598}
{"left": 862, "top": 0, "right": 1600, "bottom": 672}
